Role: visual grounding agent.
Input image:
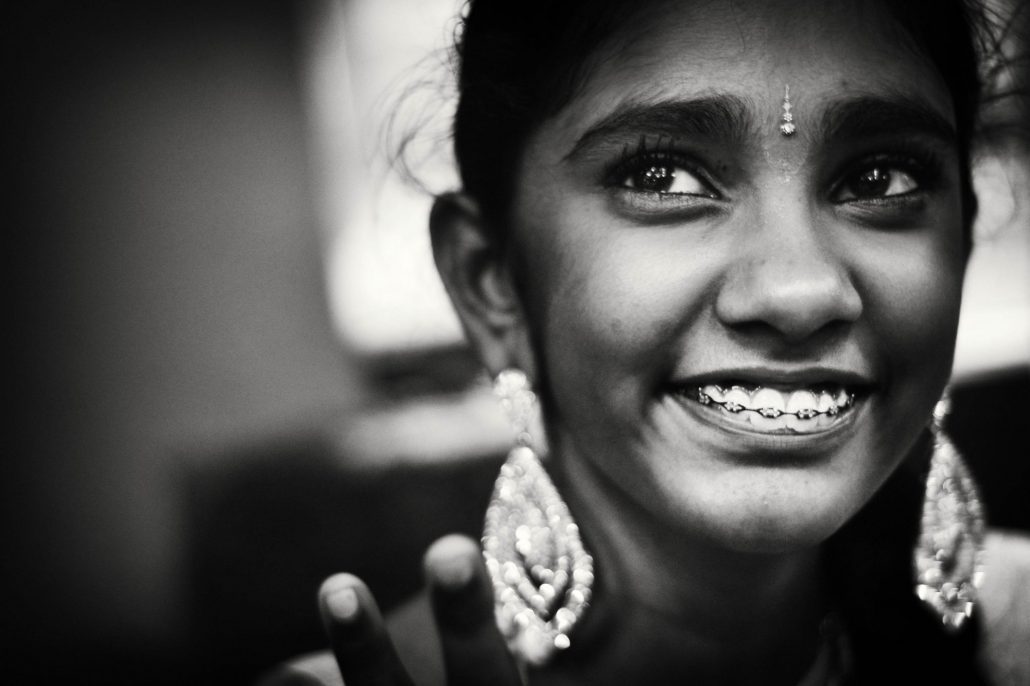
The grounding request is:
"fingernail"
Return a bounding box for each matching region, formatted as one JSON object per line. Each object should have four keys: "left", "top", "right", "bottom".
{"left": 325, "top": 586, "right": 360, "bottom": 621}
{"left": 432, "top": 553, "right": 475, "bottom": 591}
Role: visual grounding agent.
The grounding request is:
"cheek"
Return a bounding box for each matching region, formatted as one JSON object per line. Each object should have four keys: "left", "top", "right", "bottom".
{"left": 851, "top": 216, "right": 965, "bottom": 458}
{"left": 856, "top": 224, "right": 964, "bottom": 371}
{"left": 519, "top": 204, "right": 714, "bottom": 407}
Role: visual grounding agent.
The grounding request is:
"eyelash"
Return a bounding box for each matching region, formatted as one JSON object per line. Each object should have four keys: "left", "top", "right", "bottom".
{"left": 599, "top": 138, "right": 947, "bottom": 222}
{"left": 604, "top": 137, "right": 719, "bottom": 198}
{"left": 830, "top": 149, "right": 945, "bottom": 204}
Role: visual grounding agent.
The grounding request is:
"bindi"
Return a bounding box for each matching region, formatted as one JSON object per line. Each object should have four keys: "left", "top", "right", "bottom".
{"left": 779, "top": 85, "right": 796, "bottom": 137}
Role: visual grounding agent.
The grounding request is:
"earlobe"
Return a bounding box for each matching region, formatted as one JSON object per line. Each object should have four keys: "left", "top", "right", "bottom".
{"left": 429, "top": 192, "right": 531, "bottom": 375}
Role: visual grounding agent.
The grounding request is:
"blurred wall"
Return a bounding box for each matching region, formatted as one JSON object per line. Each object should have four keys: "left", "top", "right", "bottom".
{"left": 9, "top": 1, "right": 359, "bottom": 679}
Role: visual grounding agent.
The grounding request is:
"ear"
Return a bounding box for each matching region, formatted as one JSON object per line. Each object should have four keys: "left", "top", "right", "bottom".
{"left": 429, "top": 192, "right": 536, "bottom": 378}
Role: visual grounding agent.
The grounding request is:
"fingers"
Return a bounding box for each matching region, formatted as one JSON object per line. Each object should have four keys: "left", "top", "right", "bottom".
{"left": 318, "top": 538, "right": 523, "bottom": 686}
{"left": 425, "top": 535, "right": 523, "bottom": 686}
{"left": 319, "top": 573, "right": 415, "bottom": 686}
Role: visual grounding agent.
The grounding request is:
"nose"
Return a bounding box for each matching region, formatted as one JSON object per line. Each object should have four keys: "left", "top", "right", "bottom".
{"left": 714, "top": 209, "right": 862, "bottom": 343}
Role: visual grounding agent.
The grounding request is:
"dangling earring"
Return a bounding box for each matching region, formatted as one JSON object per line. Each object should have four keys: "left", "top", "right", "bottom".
{"left": 482, "top": 369, "right": 594, "bottom": 666}
{"left": 913, "top": 392, "right": 986, "bottom": 631}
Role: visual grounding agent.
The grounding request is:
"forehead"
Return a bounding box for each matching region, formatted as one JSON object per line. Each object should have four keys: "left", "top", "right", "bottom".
{"left": 541, "top": 0, "right": 954, "bottom": 146}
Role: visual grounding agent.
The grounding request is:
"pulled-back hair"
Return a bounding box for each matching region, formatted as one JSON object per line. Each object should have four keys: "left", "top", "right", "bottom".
{"left": 453, "top": 1, "right": 646, "bottom": 231}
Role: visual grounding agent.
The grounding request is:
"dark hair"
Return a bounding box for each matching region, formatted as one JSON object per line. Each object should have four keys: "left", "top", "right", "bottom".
{"left": 447, "top": 0, "right": 1022, "bottom": 682}
{"left": 452, "top": 1, "right": 647, "bottom": 232}
{"left": 451, "top": 0, "right": 1023, "bottom": 243}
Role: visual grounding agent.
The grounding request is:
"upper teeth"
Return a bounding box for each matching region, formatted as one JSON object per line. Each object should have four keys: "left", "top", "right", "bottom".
{"left": 696, "top": 384, "right": 854, "bottom": 418}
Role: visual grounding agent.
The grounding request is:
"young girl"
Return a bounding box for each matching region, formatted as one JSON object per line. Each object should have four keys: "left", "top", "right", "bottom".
{"left": 271, "top": 0, "right": 1030, "bottom": 683}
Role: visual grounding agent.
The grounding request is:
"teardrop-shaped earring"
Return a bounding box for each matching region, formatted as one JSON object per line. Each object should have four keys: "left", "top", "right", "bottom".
{"left": 482, "top": 369, "right": 594, "bottom": 666}
{"left": 913, "top": 393, "right": 986, "bottom": 631}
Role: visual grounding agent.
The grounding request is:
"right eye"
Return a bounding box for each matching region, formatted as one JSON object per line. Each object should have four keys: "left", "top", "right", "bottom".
{"left": 619, "top": 157, "right": 713, "bottom": 196}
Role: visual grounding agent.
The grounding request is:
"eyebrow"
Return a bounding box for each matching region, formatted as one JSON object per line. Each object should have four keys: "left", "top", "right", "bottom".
{"left": 563, "top": 92, "right": 957, "bottom": 161}
{"left": 564, "top": 94, "right": 755, "bottom": 160}
{"left": 816, "top": 94, "right": 957, "bottom": 147}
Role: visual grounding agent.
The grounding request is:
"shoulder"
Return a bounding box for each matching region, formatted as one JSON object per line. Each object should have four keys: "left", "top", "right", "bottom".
{"left": 256, "top": 593, "right": 443, "bottom": 686}
{"left": 978, "top": 529, "right": 1030, "bottom": 686}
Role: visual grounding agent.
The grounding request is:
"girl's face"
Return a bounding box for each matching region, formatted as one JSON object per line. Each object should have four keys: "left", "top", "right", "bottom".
{"left": 507, "top": 0, "right": 966, "bottom": 551}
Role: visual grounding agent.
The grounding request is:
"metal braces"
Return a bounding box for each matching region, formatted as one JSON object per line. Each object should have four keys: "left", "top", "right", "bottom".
{"left": 696, "top": 387, "right": 854, "bottom": 419}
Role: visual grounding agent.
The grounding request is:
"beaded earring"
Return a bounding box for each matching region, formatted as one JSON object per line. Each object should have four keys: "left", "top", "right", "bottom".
{"left": 913, "top": 393, "right": 986, "bottom": 631}
{"left": 482, "top": 369, "right": 595, "bottom": 666}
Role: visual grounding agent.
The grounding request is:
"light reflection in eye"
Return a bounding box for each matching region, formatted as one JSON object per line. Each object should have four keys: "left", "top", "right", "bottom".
{"left": 623, "top": 163, "right": 708, "bottom": 195}
{"left": 838, "top": 165, "right": 920, "bottom": 201}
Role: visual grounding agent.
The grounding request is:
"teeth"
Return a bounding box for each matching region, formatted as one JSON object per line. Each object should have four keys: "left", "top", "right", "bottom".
{"left": 752, "top": 388, "right": 785, "bottom": 417}
{"left": 701, "top": 384, "right": 726, "bottom": 403}
{"left": 785, "top": 390, "right": 818, "bottom": 416}
{"left": 784, "top": 391, "right": 818, "bottom": 431}
{"left": 817, "top": 392, "right": 835, "bottom": 414}
{"left": 749, "top": 410, "right": 783, "bottom": 432}
{"left": 784, "top": 412, "right": 813, "bottom": 432}
{"left": 692, "top": 383, "right": 857, "bottom": 428}
{"left": 723, "top": 387, "right": 750, "bottom": 413}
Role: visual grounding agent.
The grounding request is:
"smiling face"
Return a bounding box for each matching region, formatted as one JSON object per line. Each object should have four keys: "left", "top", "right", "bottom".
{"left": 454, "top": 0, "right": 968, "bottom": 554}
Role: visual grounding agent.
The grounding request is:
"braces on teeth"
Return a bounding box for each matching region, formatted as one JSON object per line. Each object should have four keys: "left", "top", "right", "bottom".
{"left": 695, "top": 386, "right": 855, "bottom": 419}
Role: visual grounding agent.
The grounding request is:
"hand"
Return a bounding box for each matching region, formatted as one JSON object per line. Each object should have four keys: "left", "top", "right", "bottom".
{"left": 318, "top": 534, "right": 524, "bottom": 686}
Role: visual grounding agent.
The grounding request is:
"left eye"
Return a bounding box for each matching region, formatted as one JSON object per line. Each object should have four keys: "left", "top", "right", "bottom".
{"left": 621, "top": 163, "right": 709, "bottom": 195}
{"left": 836, "top": 164, "right": 919, "bottom": 201}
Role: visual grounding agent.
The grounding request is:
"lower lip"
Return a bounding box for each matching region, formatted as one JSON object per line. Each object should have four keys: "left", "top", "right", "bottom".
{"left": 665, "top": 390, "right": 868, "bottom": 456}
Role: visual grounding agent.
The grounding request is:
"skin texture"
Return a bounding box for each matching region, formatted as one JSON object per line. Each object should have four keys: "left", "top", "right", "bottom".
{"left": 299, "top": 0, "right": 974, "bottom": 684}
{"left": 510, "top": 0, "right": 964, "bottom": 556}
{"left": 438, "top": 0, "right": 966, "bottom": 681}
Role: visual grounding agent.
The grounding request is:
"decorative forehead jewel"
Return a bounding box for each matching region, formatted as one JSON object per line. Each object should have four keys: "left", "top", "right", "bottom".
{"left": 779, "top": 85, "right": 796, "bottom": 137}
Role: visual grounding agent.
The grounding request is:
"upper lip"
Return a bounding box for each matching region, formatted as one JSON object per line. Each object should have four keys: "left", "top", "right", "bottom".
{"left": 672, "top": 366, "right": 876, "bottom": 390}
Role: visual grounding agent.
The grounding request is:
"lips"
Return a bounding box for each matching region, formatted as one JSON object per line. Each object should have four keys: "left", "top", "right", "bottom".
{"left": 670, "top": 373, "right": 871, "bottom": 435}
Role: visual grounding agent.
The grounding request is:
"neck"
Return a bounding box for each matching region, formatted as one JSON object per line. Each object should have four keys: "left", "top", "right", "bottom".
{"left": 547, "top": 451, "right": 829, "bottom": 685}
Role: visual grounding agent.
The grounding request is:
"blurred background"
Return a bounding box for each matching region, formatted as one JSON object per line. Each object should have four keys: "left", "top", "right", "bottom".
{"left": 8, "top": 0, "right": 1029, "bottom": 683}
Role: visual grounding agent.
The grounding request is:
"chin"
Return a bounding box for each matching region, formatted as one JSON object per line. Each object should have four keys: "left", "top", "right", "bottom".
{"left": 715, "top": 510, "right": 849, "bottom": 555}
{"left": 659, "top": 470, "right": 867, "bottom": 555}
